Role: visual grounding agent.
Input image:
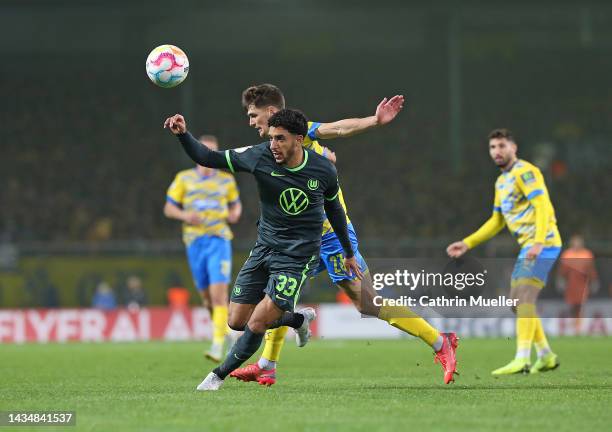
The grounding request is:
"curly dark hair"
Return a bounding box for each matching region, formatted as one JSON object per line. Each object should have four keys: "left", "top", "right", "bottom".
{"left": 268, "top": 109, "right": 308, "bottom": 137}
{"left": 241, "top": 83, "right": 285, "bottom": 109}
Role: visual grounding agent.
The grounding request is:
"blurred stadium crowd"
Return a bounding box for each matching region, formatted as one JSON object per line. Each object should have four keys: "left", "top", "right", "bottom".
{"left": 2, "top": 71, "right": 610, "bottom": 246}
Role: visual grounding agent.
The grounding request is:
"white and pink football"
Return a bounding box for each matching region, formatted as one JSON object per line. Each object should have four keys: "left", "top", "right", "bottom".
{"left": 145, "top": 44, "right": 189, "bottom": 88}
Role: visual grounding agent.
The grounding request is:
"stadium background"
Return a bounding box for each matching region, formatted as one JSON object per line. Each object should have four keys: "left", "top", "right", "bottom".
{"left": 1, "top": 0, "right": 611, "bottom": 309}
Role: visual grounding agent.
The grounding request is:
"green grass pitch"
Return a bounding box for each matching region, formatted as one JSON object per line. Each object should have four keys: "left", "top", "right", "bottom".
{"left": 1, "top": 338, "right": 611, "bottom": 431}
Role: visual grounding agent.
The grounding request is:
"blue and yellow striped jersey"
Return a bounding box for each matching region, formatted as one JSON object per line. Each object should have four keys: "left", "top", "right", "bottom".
{"left": 166, "top": 168, "right": 240, "bottom": 245}
{"left": 494, "top": 159, "right": 561, "bottom": 248}
{"left": 304, "top": 121, "right": 351, "bottom": 235}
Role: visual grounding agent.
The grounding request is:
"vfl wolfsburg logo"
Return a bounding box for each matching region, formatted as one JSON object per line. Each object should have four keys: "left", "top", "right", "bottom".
{"left": 279, "top": 188, "right": 309, "bottom": 215}
{"left": 233, "top": 285, "right": 242, "bottom": 295}
{"left": 307, "top": 179, "right": 319, "bottom": 190}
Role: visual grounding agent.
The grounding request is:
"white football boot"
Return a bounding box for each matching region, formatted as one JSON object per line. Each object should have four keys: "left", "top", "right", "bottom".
{"left": 196, "top": 372, "right": 224, "bottom": 391}
{"left": 295, "top": 307, "right": 317, "bottom": 347}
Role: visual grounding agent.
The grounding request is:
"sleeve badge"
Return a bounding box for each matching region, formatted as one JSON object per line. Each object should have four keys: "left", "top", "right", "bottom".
{"left": 520, "top": 171, "right": 536, "bottom": 184}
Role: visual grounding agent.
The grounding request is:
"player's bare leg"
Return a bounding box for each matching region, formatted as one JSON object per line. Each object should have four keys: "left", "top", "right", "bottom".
{"left": 205, "top": 282, "right": 232, "bottom": 363}
{"left": 227, "top": 302, "right": 256, "bottom": 330}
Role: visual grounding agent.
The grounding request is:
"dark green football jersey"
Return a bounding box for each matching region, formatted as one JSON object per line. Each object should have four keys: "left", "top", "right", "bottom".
{"left": 224, "top": 142, "right": 339, "bottom": 257}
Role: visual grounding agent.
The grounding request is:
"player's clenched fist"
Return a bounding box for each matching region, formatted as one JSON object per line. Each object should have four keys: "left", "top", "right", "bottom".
{"left": 164, "top": 114, "right": 187, "bottom": 134}
{"left": 446, "top": 241, "right": 468, "bottom": 258}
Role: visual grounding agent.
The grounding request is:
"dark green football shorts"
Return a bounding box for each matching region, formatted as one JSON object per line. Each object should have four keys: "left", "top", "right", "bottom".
{"left": 231, "top": 242, "right": 318, "bottom": 312}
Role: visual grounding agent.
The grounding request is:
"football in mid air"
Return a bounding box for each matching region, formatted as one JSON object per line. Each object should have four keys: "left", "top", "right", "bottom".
{"left": 146, "top": 44, "right": 189, "bottom": 88}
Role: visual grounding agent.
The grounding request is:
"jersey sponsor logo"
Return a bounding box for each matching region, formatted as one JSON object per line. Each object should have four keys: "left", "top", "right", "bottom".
{"left": 307, "top": 179, "right": 319, "bottom": 190}
{"left": 270, "top": 171, "right": 286, "bottom": 177}
{"left": 521, "top": 171, "right": 536, "bottom": 184}
{"left": 279, "top": 188, "right": 309, "bottom": 215}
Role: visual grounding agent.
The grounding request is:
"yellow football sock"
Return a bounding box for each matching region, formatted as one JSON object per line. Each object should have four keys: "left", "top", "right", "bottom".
{"left": 533, "top": 316, "right": 551, "bottom": 356}
{"left": 262, "top": 326, "right": 288, "bottom": 362}
{"left": 378, "top": 305, "right": 440, "bottom": 347}
{"left": 516, "top": 303, "right": 537, "bottom": 359}
{"left": 212, "top": 305, "right": 229, "bottom": 346}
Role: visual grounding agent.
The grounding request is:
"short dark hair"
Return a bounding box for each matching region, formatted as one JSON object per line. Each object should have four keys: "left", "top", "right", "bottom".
{"left": 241, "top": 84, "right": 285, "bottom": 110}
{"left": 268, "top": 109, "right": 308, "bottom": 137}
{"left": 488, "top": 128, "right": 515, "bottom": 142}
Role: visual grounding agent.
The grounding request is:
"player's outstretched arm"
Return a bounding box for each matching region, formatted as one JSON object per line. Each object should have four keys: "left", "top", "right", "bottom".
{"left": 447, "top": 212, "right": 505, "bottom": 258}
{"left": 163, "top": 114, "right": 229, "bottom": 169}
{"left": 315, "top": 95, "right": 404, "bottom": 140}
